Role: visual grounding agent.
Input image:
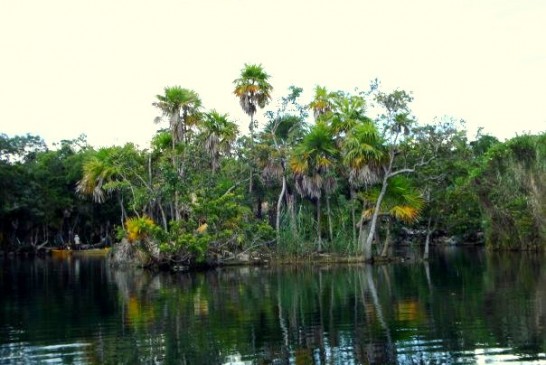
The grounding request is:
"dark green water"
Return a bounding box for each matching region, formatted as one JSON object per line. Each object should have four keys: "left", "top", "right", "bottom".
{"left": 1, "top": 248, "right": 546, "bottom": 364}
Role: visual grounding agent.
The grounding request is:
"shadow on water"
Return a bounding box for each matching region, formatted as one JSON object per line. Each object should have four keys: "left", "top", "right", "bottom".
{"left": 2, "top": 247, "right": 546, "bottom": 364}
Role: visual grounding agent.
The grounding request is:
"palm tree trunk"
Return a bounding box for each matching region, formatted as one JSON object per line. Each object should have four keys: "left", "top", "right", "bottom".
{"left": 276, "top": 175, "right": 287, "bottom": 244}
{"left": 351, "top": 189, "right": 357, "bottom": 247}
{"left": 317, "top": 197, "right": 322, "bottom": 251}
{"left": 248, "top": 113, "right": 254, "bottom": 194}
{"left": 380, "top": 220, "right": 391, "bottom": 257}
{"left": 286, "top": 192, "right": 297, "bottom": 236}
{"left": 424, "top": 216, "right": 433, "bottom": 260}
{"left": 326, "top": 194, "right": 333, "bottom": 242}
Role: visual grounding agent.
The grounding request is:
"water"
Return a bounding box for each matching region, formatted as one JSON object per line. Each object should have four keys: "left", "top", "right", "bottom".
{"left": 1, "top": 248, "right": 546, "bottom": 364}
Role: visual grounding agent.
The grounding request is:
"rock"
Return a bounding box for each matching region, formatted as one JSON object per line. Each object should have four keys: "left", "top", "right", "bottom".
{"left": 236, "top": 253, "right": 250, "bottom": 262}
{"left": 109, "top": 238, "right": 151, "bottom": 268}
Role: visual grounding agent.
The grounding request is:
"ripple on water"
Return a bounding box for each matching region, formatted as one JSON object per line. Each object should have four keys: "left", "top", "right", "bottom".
{"left": 0, "top": 342, "right": 92, "bottom": 365}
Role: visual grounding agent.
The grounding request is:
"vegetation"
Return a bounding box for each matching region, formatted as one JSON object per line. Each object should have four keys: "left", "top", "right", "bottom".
{"left": 1, "top": 65, "right": 545, "bottom": 267}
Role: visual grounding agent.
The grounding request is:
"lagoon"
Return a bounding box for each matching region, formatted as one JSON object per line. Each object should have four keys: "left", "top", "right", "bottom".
{"left": 1, "top": 248, "right": 546, "bottom": 364}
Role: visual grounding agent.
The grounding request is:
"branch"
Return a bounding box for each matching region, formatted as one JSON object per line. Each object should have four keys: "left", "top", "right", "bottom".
{"left": 388, "top": 168, "right": 414, "bottom": 178}
{"left": 387, "top": 155, "right": 435, "bottom": 178}
{"left": 221, "top": 176, "right": 251, "bottom": 198}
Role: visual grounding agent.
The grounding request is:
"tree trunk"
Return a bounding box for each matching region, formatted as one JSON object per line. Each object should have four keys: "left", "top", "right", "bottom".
{"left": 256, "top": 197, "right": 262, "bottom": 219}
{"left": 120, "top": 196, "right": 127, "bottom": 230}
{"left": 158, "top": 201, "right": 168, "bottom": 231}
{"left": 380, "top": 220, "right": 391, "bottom": 257}
{"left": 326, "top": 194, "right": 333, "bottom": 242}
{"left": 357, "top": 218, "right": 368, "bottom": 252}
{"left": 351, "top": 189, "right": 357, "bottom": 248}
{"left": 286, "top": 192, "right": 297, "bottom": 235}
{"left": 174, "top": 192, "right": 181, "bottom": 222}
{"left": 248, "top": 113, "right": 254, "bottom": 194}
{"left": 316, "top": 197, "right": 322, "bottom": 251}
{"left": 276, "top": 175, "right": 287, "bottom": 244}
{"left": 423, "top": 216, "right": 433, "bottom": 260}
{"left": 363, "top": 175, "right": 389, "bottom": 261}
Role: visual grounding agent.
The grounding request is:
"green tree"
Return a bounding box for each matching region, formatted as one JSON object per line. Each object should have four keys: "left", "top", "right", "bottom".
{"left": 361, "top": 175, "right": 423, "bottom": 257}
{"left": 308, "top": 86, "right": 334, "bottom": 120}
{"left": 77, "top": 144, "right": 148, "bottom": 229}
{"left": 363, "top": 89, "right": 416, "bottom": 261}
{"left": 471, "top": 133, "right": 546, "bottom": 249}
{"left": 153, "top": 86, "right": 202, "bottom": 147}
{"left": 290, "top": 122, "right": 338, "bottom": 249}
{"left": 153, "top": 86, "right": 202, "bottom": 221}
{"left": 200, "top": 111, "right": 238, "bottom": 174}
{"left": 342, "top": 120, "right": 385, "bottom": 246}
{"left": 261, "top": 86, "right": 307, "bottom": 243}
{"left": 233, "top": 64, "right": 273, "bottom": 194}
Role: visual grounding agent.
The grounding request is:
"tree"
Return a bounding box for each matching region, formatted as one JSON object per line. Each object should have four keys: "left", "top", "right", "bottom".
{"left": 233, "top": 64, "right": 273, "bottom": 193}
{"left": 361, "top": 175, "right": 423, "bottom": 257}
{"left": 342, "top": 120, "right": 385, "bottom": 245}
{"left": 261, "top": 86, "right": 307, "bottom": 244}
{"left": 290, "top": 122, "right": 337, "bottom": 249}
{"left": 308, "top": 86, "right": 334, "bottom": 120}
{"left": 233, "top": 64, "right": 273, "bottom": 139}
{"left": 362, "top": 89, "right": 416, "bottom": 261}
{"left": 153, "top": 86, "right": 202, "bottom": 221}
{"left": 200, "top": 111, "right": 238, "bottom": 174}
{"left": 405, "top": 118, "right": 476, "bottom": 259}
{"left": 153, "top": 86, "right": 202, "bottom": 147}
{"left": 77, "top": 145, "right": 147, "bottom": 229}
{"left": 330, "top": 93, "right": 369, "bottom": 138}
{"left": 471, "top": 133, "right": 546, "bottom": 250}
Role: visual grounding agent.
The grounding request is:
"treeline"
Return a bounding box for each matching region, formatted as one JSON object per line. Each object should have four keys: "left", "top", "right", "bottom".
{"left": 1, "top": 64, "right": 544, "bottom": 264}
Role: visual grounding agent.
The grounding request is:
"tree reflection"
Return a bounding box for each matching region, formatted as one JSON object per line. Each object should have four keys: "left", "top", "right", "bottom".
{"left": 107, "top": 251, "right": 546, "bottom": 364}
{"left": 3, "top": 249, "right": 546, "bottom": 364}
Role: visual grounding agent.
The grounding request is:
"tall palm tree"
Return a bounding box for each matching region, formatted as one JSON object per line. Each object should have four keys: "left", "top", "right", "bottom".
{"left": 330, "top": 94, "right": 367, "bottom": 138}
{"left": 153, "top": 86, "right": 201, "bottom": 221}
{"left": 308, "top": 86, "right": 334, "bottom": 120}
{"left": 153, "top": 86, "right": 202, "bottom": 147}
{"left": 290, "top": 122, "right": 337, "bottom": 250}
{"left": 342, "top": 121, "right": 385, "bottom": 245}
{"left": 233, "top": 64, "right": 273, "bottom": 143}
{"left": 201, "top": 110, "right": 238, "bottom": 173}
{"left": 261, "top": 114, "right": 306, "bottom": 242}
{"left": 233, "top": 64, "right": 273, "bottom": 193}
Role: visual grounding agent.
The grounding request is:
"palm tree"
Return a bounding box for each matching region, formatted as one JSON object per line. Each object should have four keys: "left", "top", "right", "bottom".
{"left": 153, "top": 86, "right": 201, "bottom": 221}
{"left": 261, "top": 113, "right": 306, "bottom": 243}
{"left": 361, "top": 175, "right": 423, "bottom": 257}
{"left": 233, "top": 64, "right": 273, "bottom": 142}
{"left": 76, "top": 147, "right": 136, "bottom": 229}
{"left": 76, "top": 152, "right": 118, "bottom": 204}
{"left": 233, "top": 64, "right": 273, "bottom": 194}
{"left": 330, "top": 94, "right": 368, "bottom": 138}
{"left": 308, "top": 86, "right": 334, "bottom": 120}
{"left": 342, "top": 121, "right": 385, "bottom": 246}
{"left": 153, "top": 86, "right": 202, "bottom": 147}
{"left": 290, "top": 122, "right": 337, "bottom": 249}
{"left": 200, "top": 110, "right": 239, "bottom": 173}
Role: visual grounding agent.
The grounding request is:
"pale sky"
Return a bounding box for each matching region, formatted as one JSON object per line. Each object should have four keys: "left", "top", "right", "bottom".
{"left": 1, "top": 0, "right": 545, "bottom": 148}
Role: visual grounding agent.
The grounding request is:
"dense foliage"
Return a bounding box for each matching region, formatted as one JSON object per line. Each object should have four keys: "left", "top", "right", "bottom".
{"left": 1, "top": 65, "right": 544, "bottom": 264}
{"left": 471, "top": 134, "right": 546, "bottom": 249}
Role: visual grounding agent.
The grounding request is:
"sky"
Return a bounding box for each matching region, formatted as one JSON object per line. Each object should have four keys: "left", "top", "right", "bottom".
{"left": 1, "top": 0, "right": 545, "bottom": 148}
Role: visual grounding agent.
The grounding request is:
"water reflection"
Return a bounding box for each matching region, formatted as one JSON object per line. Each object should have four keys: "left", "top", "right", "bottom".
{"left": 2, "top": 249, "right": 546, "bottom": 364}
